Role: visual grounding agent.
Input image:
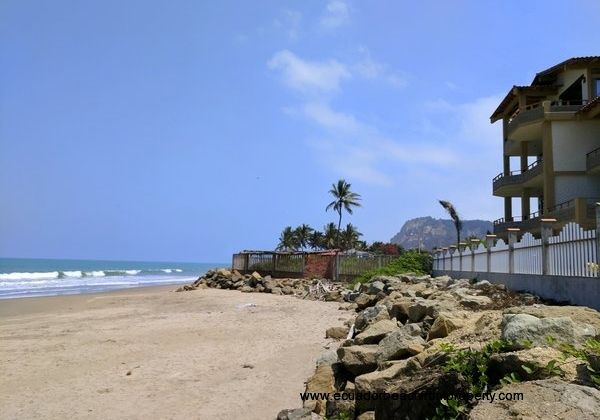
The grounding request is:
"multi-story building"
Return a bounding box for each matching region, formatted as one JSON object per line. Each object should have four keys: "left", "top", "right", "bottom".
{"left": 490, "top": 56, "right": 600, "bottom": 236}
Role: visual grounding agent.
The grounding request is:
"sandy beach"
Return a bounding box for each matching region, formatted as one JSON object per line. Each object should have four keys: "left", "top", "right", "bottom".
{"left": 0, "top": 286, "right": 351, "bottom": 420}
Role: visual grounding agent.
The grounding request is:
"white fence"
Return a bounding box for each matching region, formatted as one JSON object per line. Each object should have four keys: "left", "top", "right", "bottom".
{"left": 433, "top": 220, "right": 599, "bottom": 278}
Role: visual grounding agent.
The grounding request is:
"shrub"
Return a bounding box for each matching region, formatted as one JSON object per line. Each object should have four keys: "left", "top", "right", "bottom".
{"left": 353, "top": 250, "right": 432, "bottom": 284}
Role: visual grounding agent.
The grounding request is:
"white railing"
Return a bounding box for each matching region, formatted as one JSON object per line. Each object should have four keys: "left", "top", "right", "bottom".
{"left": 433, "top": 209, "right": 600, "bottom": 278}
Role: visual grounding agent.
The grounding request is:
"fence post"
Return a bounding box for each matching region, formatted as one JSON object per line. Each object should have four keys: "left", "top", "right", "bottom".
{"left": 485, "top": 235, "right": 496, "bottom": 273}
{"left": 244, "top": 253, "right": 249, "bottom": 274}
{"left": 301, "top": 253, "right": 305, "bottom": 278}
{"left": 272, "top": 253, "right": 277, "bottom": 276}
{"left": 507, "top": 228, "right": 520, "bottom": 274}
{"left": 468, "top": 239, "right": 478, "bottom": 272}
{"left": 449, "top": 245, "right": 457, "bottom": 272}
{"left": 595, "top": 203, "right": 600, "bottom": 276}
{"left": 541, "top": 218, "right": 556, "bottom": 275}
{"left": 458, "top": 243, "right": 466, "bottom": 273}
{"left": 335, "top": 253, "right": 340, "bottom": 281}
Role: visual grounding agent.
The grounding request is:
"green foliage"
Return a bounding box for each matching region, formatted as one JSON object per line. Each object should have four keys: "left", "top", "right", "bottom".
{"left": 431, "top": 397, "right": 467, "bottom": 420}
{"left": 353, "top": 250, "right": 433, "bottom": 284}
{"left": 441, "top": 339, "right": 510, "bottom": 396}
{"left": 499, "top": 372, "right": 521, "bottom": 386}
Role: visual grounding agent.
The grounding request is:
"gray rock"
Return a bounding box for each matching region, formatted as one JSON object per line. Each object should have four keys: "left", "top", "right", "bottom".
{"left": 375, "top": 325, "right": 426, "bottom": 363}
{"left": 325, "top": 326, "right": 350, "bottom": 340}
{"left": 354, "top": 319, "right": 400, "bottom": 345}
{"left": 355, "top": 305, "right": 390, "bottom": 332}
{"left": 368, "top": 280, "right": 385, "bottom": 295}
{"left": 469, "top": 378, "right": 600, "bottom": 420}
{"left": 276, "top": 408, "right": 321, "bottom": 420}
{"left": 355, "top": 293, "right": 378, "bottom": 310}
{"left": 337, "top": 345, "right": 379, "bottom": 376}
{"left": 502, "top": 313, "right": 596, "bottom": 349}
{"left": 316, "top": 350, "right": 339, "bottom": 366}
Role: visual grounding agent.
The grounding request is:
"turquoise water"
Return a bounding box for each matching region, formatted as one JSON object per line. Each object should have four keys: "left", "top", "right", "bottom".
{"left": 0, "top": 257, "right": 226, "bottom": 299}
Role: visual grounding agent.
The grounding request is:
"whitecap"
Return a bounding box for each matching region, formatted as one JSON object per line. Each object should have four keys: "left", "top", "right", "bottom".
{"left": 63, "top": 271, "right": 83, "bottom": 278}
{"left": 0, "top": 271, "right": 60, "bottom": 281}
{"left": 85, "top": 271, "right": 106, "bottom": 277}
{"left": 125, "top": 270, "right": 141, "bottom": 275}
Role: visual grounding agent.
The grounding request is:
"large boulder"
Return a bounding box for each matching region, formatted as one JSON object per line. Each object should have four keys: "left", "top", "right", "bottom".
{"left": 372, "top": 368, "right": 469, "bottom": 419}
{"left": 337, "top": 345, "right": 379, "bottom": 376}
{"left": 355, "top": 305, "right": 390, "bottom": 332}
{"left": 354, "top": 319, "right": 400, "bottom": 345}
{"left": 368, "top": 280, "right": 386, "bottom": 295}
{"left": 469, "top": 378, "right": 600, "bottom": 420}
{"left": 427, "top": 313, "right": 464, "bottom": 340}
{"left": 355, "top": 293, "right": 378, "bottom": 310}
{"left": 276, "top": 408, "right": 322, "bottom": 420}
{"left": 326, "top": 326, "right": 350, "bottom": 340}
{"left": 501, "top": 313, "right": 596, "bottom": 349}
{"left": 354, "top": 359, "right": 420, "bottom": 412}
{"left": 303, "top": 363, "right": 335, "bottom": 415}
{"left": 505, "top": 305, "right": 600, "bottom": 333}
{"left": 375, "top": 325, "right": 426, "bottom": 363}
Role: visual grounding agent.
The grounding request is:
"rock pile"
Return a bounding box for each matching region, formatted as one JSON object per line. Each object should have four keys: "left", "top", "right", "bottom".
{"left": 176, "top": 268, "right": 348, "bottom": 301}
{"left": 276, "top": 274, "right": 600, "bottom": 420}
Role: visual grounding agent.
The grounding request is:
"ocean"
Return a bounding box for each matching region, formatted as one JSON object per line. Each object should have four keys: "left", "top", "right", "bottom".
{"left": 0, "top": 257, "right": 226, "bottom": 299}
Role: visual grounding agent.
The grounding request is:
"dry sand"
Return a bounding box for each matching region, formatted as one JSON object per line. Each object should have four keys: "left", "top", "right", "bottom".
{"left": 0, "top": 286, "right": 351, "bottom": 419}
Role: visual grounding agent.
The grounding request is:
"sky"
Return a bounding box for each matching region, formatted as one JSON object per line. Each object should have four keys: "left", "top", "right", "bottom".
{"left": 1, "top": 0, "right": 599, "bottom": 263}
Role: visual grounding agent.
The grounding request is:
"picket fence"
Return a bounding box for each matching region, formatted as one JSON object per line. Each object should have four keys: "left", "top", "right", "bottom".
{"left": 433, "top": 220, "right": 599, "bottom": 278}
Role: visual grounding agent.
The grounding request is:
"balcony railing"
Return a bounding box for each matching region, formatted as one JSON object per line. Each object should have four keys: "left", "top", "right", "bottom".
{"left": 492, "top": 159, "right": 543, "bottom": 191}
{"left": 507, "top": 99, "right": 592, "bottom": 132}
{"left": 493, "top": 197, "right": 600, "bottom": 234}
{"left": 587, "top": 147, "right": 600, "bottom": 172}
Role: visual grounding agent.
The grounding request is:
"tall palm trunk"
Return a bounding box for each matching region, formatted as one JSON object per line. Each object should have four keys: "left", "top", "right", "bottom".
{"left": 337, "top": 209, "right": 342, "bottom": 249}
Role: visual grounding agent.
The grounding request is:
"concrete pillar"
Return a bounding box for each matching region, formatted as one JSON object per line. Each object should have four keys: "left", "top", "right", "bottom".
{"left": 470, "top": 239, "right": 479, "bottom": 272}
{"left": 503, "top": 155, "right": 510, "bottom": 176}
{"left": 508, "top": 228, "right": 520, "bottom": 274}
{"left": 574, "top": 198, "right": 587, "bottom": 225}
{"left": 486, "top": 235, "right": 496, "bottom": 273}
{"left": 541, "top": 219, "right": 557, "bottom": 275}
{"left": 504, "top": 197, "right": 513, "bottom": 222}
{"left": 458, "top": 242, "right": 466, "bottom": 272}
{"left": 520, "top": 142, "right": 529, "bottom": 172}
{"left": 596, "top": 204, "right": 600, "bottom": 276}
{"left": 522, "top": 188, "right": 531, "bottom": 220}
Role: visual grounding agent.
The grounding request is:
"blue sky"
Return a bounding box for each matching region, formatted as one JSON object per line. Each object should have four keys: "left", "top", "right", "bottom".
{"left": 1, "top": 0, "right": 599, "bottom": 262}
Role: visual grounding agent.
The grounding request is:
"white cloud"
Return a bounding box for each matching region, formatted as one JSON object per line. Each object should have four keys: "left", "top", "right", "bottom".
{"left": 273, "top": 10, "right": 302, "bottom": 40}
{"left": 267, "top": 50, "right": 351, "bottom": 93}
{"left": 353, "top": 47, "right": 408, "bottom": 88}
{"left": 320, "top": 1, "right": 350, "bottom": 29}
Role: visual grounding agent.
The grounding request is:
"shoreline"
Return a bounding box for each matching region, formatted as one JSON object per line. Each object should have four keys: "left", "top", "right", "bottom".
{"left": 0, "top": 284, "right": 350, "bottom": 419}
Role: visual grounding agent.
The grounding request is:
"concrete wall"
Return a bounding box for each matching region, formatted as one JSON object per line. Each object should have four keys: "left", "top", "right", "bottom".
{"left": 433, "top": 269, "right": 600, "bottom": 310}
{"left": 552, "top": 120, "right": 600, "bottom": 171}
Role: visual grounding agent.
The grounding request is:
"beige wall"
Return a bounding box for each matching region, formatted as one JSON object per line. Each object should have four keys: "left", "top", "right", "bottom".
{"left": 552, "top": 120, "right": 600, "bottom": 171}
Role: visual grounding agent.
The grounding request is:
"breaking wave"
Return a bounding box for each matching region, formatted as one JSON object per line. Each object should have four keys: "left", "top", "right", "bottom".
{"left": 0, "top": 268, "right": 185, "bottom": 281}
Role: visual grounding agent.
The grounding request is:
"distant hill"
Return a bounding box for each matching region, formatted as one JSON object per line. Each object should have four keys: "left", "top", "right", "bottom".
{"left": 390, "top": 217, "right": 493, "bottom": 250}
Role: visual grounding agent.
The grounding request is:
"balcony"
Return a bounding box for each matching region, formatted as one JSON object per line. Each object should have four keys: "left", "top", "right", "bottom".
{"left": 493, "top": 197, "right": 599, "bottom": 236}
{"left": 588, "top": 147, "right": 600, "bottom": 174}
{"left": 506, "top": 100, "right": 591, "bottom": 142}
{"left": 492, "top": 159, "right": 543, "bottom": 197}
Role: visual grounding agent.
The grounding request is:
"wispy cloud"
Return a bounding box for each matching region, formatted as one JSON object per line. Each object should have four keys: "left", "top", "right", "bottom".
{"left": 267, "top": 50, "right": 351, "bottom": 93}
{"left": 320, "top": 0, "right": 350, "bottom": 29}
{"left": 273, "top": 10, "right": 302, "bottom": 40}
{"left": 353, "top": 47, "right": 408, "bottom": 88}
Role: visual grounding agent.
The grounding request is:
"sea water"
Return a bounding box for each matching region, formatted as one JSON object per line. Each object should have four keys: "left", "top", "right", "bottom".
{"left": 0, "top": 258, "right": 225, "bottom": 299}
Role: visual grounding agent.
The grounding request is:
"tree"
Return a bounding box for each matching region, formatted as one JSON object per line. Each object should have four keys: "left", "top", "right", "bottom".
{"left": 340, "top": 223, "right": 362, "bottom": 250}
{"left": 326, "top": 179, "right": 362, "bottom": 248}
{"left": 308, "top": 230, "right": 325, "bottom": 250}
{"left": 294, "top": 224, "right": 313, "bottom": 250}
{"left": 323, "top": 223, "right": 339, "bottom": 249}
{"left": 276, "top": 226, "right": 299, "bottom": 251}
{"left": 439, "top": 200, "right": 462, "bottom": 246}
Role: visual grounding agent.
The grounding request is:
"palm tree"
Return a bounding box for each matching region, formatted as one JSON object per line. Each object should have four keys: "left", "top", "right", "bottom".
{"left": 308, "top": 230, "right": 324, "bottom": 250}
{"left": 439, "top": 200, "right": 462, "bottom": 246}
{"left": 276, "top": 226, "right": 299, "bottom": 251}
{"left": 294, "top": 224, "right": 313, "bottom": 250}
{"left": 340, "top": 223, "right": 362, "bottom": 250}
{"left": 323, "top": 223, "right": 339, "bottom": 249}
{"left": 326, "top": 179, "right": 361, "bottom": 247}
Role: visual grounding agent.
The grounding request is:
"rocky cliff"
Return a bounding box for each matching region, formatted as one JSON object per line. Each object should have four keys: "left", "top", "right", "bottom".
{"left": 390, "top": 217, "right": 493, "bottom": 250}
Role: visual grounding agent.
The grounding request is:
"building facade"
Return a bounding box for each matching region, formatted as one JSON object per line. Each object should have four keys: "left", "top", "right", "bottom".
{"left": 490, "top": 56, "right": 600, "bottom": 236}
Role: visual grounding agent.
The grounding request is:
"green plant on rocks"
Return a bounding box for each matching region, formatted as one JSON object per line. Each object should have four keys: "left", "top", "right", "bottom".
{"left": 353, "top": 250, "right": 432, "bottom": 284}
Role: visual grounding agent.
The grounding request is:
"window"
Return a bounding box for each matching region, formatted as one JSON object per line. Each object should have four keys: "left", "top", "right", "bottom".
{"left": 595, "top": 79, "right": 600, "bottom": 97}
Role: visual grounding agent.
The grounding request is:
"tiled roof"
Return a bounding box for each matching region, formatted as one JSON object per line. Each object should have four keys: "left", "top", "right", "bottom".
{"left": 532, "top": 56, "right": 600, "bottom": 85}
{"left": 576, "top": 96, "right": 600, "bottom": 115}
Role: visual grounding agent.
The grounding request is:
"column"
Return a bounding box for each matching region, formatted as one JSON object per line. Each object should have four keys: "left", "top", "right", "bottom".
{"left": 508, "top": 228, "right": 520, "bottom": 274}
{"left": 541, "top": 219, "right": 556, "bottom": 275}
